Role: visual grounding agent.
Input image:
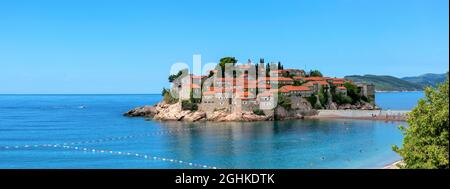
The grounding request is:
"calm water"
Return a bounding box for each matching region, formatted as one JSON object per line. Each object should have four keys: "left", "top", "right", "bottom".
{"left": 0, "top": 92, "right": 423, "bottom": 168}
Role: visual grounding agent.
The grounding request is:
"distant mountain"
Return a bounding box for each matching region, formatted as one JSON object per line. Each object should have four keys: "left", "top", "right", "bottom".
{"left": 344, "top": 75, "right": 423, "bottom": 91}
{"left": 402, "top": 72, "right": 448, "bottom": 88}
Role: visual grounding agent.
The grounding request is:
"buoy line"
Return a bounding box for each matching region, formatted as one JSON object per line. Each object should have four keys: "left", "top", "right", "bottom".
{"left": 0, "top": 124, "right": 224, "bottom": 150}
{"left": 0, "top": 144, "right": 219, "bottom": 169}
{"left": 66, "top": 125, "right": 214, "bottom": 145}
{"left": 59, "top": 145, "right": 219, "bottom": 169}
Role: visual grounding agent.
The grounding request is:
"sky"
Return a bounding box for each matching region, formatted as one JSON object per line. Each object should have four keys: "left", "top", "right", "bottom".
{"left": 0, "top": 0, "right": 448, "bottom": 94}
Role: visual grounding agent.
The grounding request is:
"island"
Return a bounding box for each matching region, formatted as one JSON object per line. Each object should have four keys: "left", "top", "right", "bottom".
{"left": 124, "top": 58, "right": 409, "bottom": 122}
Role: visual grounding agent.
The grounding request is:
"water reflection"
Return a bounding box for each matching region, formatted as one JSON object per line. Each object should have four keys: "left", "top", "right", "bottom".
{"left": 155, "top": 119, "right": 403, "bottom": 168}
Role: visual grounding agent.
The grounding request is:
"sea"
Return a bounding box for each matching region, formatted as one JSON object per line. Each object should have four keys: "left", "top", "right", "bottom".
{"left": 0, "top": 91, "right": 424, "bottom": 168}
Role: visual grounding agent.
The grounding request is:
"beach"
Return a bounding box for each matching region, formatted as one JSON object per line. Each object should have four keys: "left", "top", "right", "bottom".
{"left": 306, "top": 110, "right": 409, "bottom": 122}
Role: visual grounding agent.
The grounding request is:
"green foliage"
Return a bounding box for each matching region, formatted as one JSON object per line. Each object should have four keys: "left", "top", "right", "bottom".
{"left": 306, "top": 95, "right": 316, "bottom": 107}
{"left": 207, "top": 70, "right": 215, "bottom": 78}
{"left": 318, "top": 87, "right": 328, "bottom": 106}
{"left": 277, "top": 94, "right": 292, "bottom": 110}
{"left": 277, "top": 61, "right": 284, "bottom": 70}
{"left": 293, "top": 80, "right": 302, "bottom": 86}
{"left": 253, "top": 109, "right": 265, "bottom": 116}
{"left": 309, "top": 70, "right": 323, "bottom": 77}
{"left": 344, "top": 74, "right": 423, "bottom": 91}
{"left": 343, "top": 82, "right": 360, "bottom": 104}
{"left": 162, "top": 88, "right": 178, "bottom": 104}
{"left": 360, "top": 95, "right": 370, "bottom": 103}
{"left": 181, "top": 100, "right": 198, "bottom": 111}
{"left": 168, "top": 70, "right": 184, "bottom": 83}
{"left": 217, "top": 57, "right": 237, "bottom": 78}
{"left": 393, "top": 77, "right": 449, "bottom": 169}
{"left": 402, "top": 72, "right": 449, "bottom": 88}
{"left": 333, "top": 93, "right": 352, "bottom": 105}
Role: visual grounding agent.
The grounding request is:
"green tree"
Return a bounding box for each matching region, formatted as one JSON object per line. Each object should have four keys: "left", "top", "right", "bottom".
{"left": 309, "top": 70, "right": 323, "bottom": 77}
{"left": 277, "top": 94, "right": 292, "bottom": 110}
{"left": 343, "top": 82, "right": 360, "bottom": 104}
{"left": 168, "top": 70, "right": 184, "bottom": 82}
{"left": 393, "top": 77, "right": 449, "bottom": 169}
{"left": 162, "top": 88, "right": 178, "bottom": 104}
{"left": 333, "top": 93, "right": 352, "bottom": 105}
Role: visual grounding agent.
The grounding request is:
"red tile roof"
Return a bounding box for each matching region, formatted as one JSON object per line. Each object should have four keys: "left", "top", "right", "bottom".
{"left": 303, "top": 77, "right": 325, "bottom": 81}
{"left": 293, "top": 76, "right": 305, "bottom": 80}
{"left": 190, "top": 84, "right": 201, "bottom": 89}
{"left": 202, "top": 91, "right": 215, "bottom": 95}
{"left": 313, "top": 81, "right": 329, "bottom": 86}
{"left": 280, "top": 85, "right": 311, "bottom": 93}
{"left": 258, "top": 77, "right": 293, "bottom": 82}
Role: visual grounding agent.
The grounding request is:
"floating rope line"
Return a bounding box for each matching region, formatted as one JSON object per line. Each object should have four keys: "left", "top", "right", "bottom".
{"left": 0, "top": 144, "right": 219, "bottom": 169}
{"left": 0, "top": 125, "right": 222, "bottom": 150}
{"left": 59, "top": 145, "right": 219, "bottom": 169}
{"left": 0, "top": 125, "right": 232, "bottom": 169}
{"left": 64, "top": 125, "right": 219, "bottom": 146}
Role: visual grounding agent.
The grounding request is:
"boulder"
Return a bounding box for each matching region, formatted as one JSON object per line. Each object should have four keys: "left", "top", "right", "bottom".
{"left": 183, "top": 111, "right": 206, "bottom": 122}
{"left": 123, "top": 106, "right": 157, "bottom": 117}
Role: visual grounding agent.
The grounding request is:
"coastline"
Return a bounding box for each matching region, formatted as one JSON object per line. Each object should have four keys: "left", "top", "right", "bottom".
{"left": 306, "top": 110, "right": 409, "bottom": 122}
{"left": 125, "top": 103, "right": 410, "bottom": 122}
{"left": 383, "top": 160, "right": 403, "bottom": 169}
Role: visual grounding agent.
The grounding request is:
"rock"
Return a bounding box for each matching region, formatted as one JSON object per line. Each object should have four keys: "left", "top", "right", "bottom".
{"left": 153, "top": 102, "right": 185, "bottom": 121}
{"left": 183, "top": 111, "right": 206, "bottom": 122}
{"left": 328, "top": 102, "right": 338, "bottom": 110}
{"left": 123, "top": 106, "right": 157, "bottom": 117}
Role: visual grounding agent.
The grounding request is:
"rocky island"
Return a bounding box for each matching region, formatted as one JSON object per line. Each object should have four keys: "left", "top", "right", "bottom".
{"left": 125, "top": 57, "right": 381, "bottom": 122}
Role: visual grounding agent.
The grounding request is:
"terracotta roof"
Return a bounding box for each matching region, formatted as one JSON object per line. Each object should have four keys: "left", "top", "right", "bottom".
{"left": 270, "top": 70, "right": 288, "bottom": 73}
{"left": 215, "top": 87, "right": 237, "bottom": 93}
{"left": 258, "top": 77, "right": 293, "bottom": 82}
{"left": 280, "top": 85, "right": 311, "bottom": 93}
{"left": 337, "top": 86, "right": 347, "bottom": 90}
{"left": 190, "top": 84, "right": 201, "bottom": 89}
{"left": 293, "top": 76, "right": 305, "bottom": 80}
{"left": 237, "top": 91, "right": 253, "bottom": 96}
{"left": 215, "top": 77, "right": 235, "bottom": 82}
{"left": 284, "top": 69, "right": 305, "bottom": 73}
{"left": 302, "top": 82, "right": 314, "bottom": 87}
{"left": 332, "top": 81, "right": 345, "bottom": 85}
{"left": 303, "top": 77, "right": 325, "bottom": 81}
{"left": 202, "top": 91, "right": 215, "bottom": 95}
{"left": 332, "top": 78, "right": 346, "bottom": 81}
{"left": 258, "top": 91, "right": 274, "bottom": 97}
{"left": 237, "top": 64, "right": 253, "bottom": 69}
{"left": 314, "top": 80, "right": 329, "bottom": 86}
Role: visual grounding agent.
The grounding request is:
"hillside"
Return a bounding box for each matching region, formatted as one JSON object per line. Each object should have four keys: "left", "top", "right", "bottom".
{"left": 344, "top": 75, "right": 423, "bottom": 91}
{"left": 402, "top": 72, "right": 448, "bottom": 88}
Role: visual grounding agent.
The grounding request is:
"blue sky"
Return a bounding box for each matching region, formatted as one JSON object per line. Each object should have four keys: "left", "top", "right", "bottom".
{"left": 0, "top": 0, "right": 448, "bottom": 94}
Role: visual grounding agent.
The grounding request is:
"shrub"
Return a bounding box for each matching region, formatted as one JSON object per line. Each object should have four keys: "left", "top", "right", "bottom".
{"left": 277, "top": 94, "right": 292, "bottom": 110}
{"left": 343, "top": 82, "right": 360, "bottom": 104}
{"left": 181, "top": 100, "right": 198, "bottom": 111}
{"left": 253, "top": 109, "right": 265, "bottom": 116}
{"left": 393, "top": 77, "right": 449, "bottom": 169}
{"left": 307, "top": 95, "right": 317, "bottom": 107}
{"left": 162, "top": 88, "right": 178, "bottom": 104}
{"left": 333, "top": 93, "right": 352, "bottom": 105}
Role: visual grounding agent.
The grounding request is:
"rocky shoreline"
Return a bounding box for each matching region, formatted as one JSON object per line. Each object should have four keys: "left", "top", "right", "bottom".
{"left": 124, "top": 100, "right": 388, "bottom": 122}
{"left": 125, "top": 101, "right": 285, "bottom": 122}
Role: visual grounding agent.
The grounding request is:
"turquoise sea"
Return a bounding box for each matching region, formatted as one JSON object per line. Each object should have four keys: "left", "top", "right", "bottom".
{"left": 0, "top": 92, "right": 424, "bottom": 168}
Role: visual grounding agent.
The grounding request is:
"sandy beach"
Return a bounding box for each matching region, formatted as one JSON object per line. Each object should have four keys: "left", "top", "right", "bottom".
{"left": 383, "top": 160, "right": 404, "bottom": 169}
{"left": 306, "top": 110, "right": 409, "bottom": 122}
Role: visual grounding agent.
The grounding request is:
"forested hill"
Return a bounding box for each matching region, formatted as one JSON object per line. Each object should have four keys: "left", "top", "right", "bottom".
{"left": 344, "top": 75, "right": 423, "bottom": 91}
